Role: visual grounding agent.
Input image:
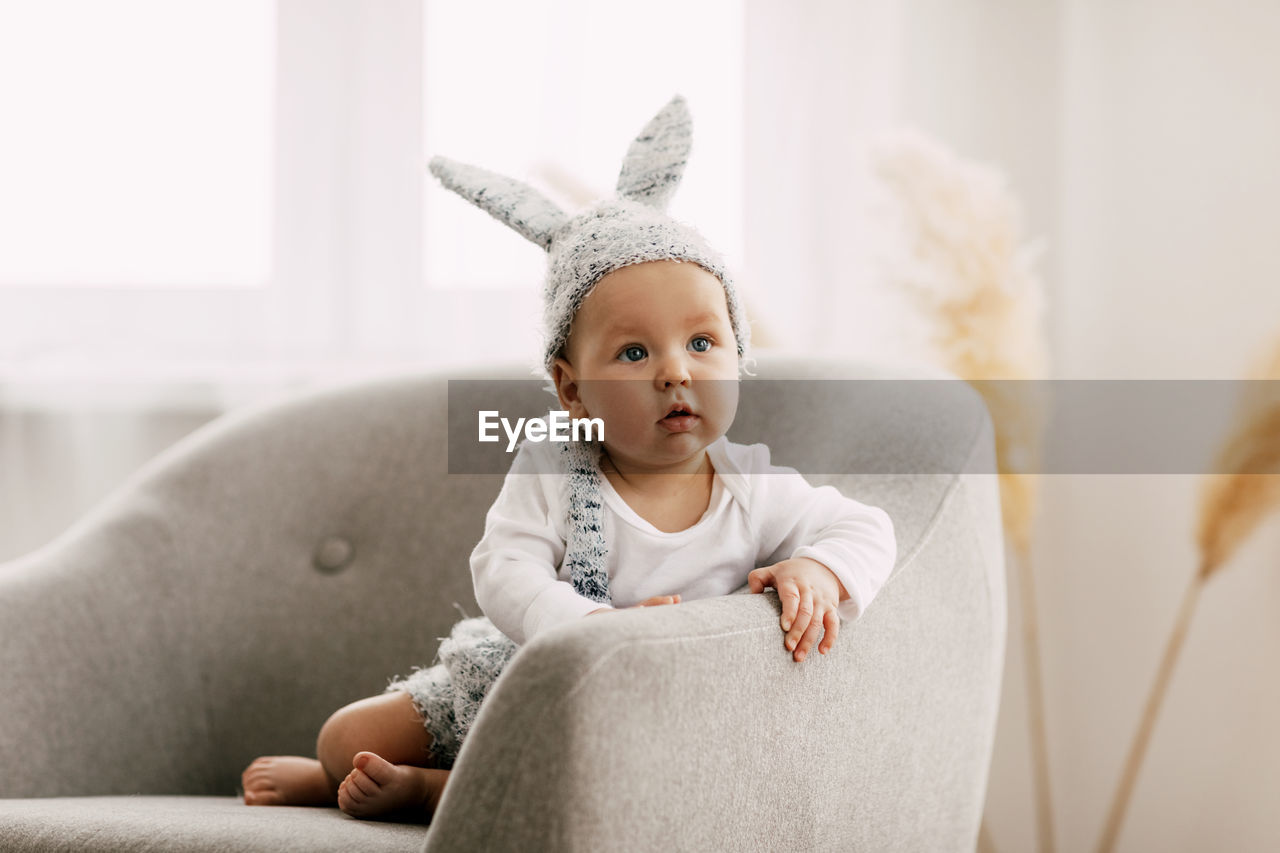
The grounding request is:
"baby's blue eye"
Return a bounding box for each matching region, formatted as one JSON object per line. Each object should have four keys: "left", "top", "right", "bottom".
{"left": 689, "top": 336, "right": 712, "bottom": 353}
{"left": 619, "top": 345, "right": 646, "bottom": 362}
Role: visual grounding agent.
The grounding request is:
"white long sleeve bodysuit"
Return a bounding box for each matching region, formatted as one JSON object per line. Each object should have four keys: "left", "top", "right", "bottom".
{"left": 471, "top": 435, "right": 898, "bottom": 647}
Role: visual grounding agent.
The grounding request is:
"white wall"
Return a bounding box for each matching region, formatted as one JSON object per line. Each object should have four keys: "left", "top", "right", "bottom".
{"left": 1048, "top": 3, "right": 1280, "bottom": 851}
{"left": 1058, "top": 0, "right": 1280, "bottom": 381}
{"left": 746, "top": 1, "right": 1280, "bottom": 850}
{"left": 879, "top": 2, "right": 1280, "bottom": 851}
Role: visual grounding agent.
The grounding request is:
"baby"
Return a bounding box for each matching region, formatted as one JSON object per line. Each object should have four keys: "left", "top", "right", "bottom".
{"left": 241, "top": 94, "right": 896, "bottom": 822}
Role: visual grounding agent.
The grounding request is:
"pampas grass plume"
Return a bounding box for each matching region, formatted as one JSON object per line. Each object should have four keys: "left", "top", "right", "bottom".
{"left": 1196, "top": 337, "right": 1280, "bottom": 577}
{"left": 870, "top": 129, "right": 1053, "bottom": 853}
{"left": 1096, "top": 333, "right": 1280, "bottom": 853}
{"left": 869, "top": 129, "right": 1050, "bottom": 554}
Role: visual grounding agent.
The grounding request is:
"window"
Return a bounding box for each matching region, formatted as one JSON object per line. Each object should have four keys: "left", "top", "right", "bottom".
{"left": 0, "top": 0, "right": 364, "bottom": 375}
{"left": 0, "top": 0, "right": 746, "bottom": 382}
{"left": 0, "top": 0, "right": 274, "bottom": 289}
{"left": 422, "top": 0, "right": 745, "bottom": 295}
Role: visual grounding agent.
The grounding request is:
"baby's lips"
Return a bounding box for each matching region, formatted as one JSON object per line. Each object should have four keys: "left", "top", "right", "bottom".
{"left": 659, "top": 401, "right": 697, "bottom": 420}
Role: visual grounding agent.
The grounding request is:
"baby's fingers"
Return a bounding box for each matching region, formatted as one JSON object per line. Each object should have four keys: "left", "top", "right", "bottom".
{"left": 818, "top": 609, "right": 839, "bottom": 655}
{"left": 785, "top": 587, "right": 813, "bottom": 648}
{"left": 747, "top": 567, "right": 773, "bottom": 594}
{"left": 792, "top": 610, "right": 824, "bottom": 662}
{"left": 779, "top": 579, "right": 802, "bottom": 632}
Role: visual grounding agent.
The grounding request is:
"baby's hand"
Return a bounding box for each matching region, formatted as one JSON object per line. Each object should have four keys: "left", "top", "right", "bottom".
{"left": 587, "top": 594, "right": 681, "bottom": 616}
{"left": 747, "top": 558, "right": 843, "bottom": 662}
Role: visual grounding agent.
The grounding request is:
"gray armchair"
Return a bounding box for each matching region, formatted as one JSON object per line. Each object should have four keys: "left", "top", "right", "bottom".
{"left": 0, "top": 355, "right": 1005, "bottom": 852}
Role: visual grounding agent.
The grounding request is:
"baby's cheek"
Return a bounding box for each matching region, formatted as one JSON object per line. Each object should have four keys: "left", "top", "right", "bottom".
{"left": 598, "top": 404, "right": 645, "bottom": 446}
{"left": 706, "top": 381, "right": 740, "bottom": 424}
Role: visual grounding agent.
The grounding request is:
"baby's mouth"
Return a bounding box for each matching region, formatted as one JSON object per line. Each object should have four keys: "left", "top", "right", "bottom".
{"left": 659, "top": 405, "right": 700, "bottom": 432}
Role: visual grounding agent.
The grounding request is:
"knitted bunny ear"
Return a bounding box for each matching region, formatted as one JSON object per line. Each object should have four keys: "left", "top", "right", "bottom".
{"left": 615, "top": 94, "right": 692, "bottom": 211}
{"left": 429, "top": 155, "right": 569, "bottom": 251}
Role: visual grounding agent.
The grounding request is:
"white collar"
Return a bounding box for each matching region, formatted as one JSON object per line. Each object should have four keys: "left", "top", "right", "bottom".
{"left": 705, "top": 436, "right": 751, "bottom": 510}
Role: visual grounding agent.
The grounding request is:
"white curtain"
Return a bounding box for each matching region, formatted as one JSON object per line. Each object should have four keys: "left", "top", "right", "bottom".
{"left": 0, "top": 405, "right": 220, "bottom": 561}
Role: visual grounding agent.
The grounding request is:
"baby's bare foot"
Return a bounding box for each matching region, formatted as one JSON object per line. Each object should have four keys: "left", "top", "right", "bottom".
{"left": 242, "top": 756, "right": 335, "bottom": 806}
{"left": 337, "top": 751, "right": 449, "bottom": 820}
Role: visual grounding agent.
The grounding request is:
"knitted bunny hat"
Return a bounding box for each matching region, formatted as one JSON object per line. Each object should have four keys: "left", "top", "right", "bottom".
{"left": 427, "top": 93, "right": 751, "bottom": 379}
{"left": 429, "top": 94, "right": 748, "bottom": 608}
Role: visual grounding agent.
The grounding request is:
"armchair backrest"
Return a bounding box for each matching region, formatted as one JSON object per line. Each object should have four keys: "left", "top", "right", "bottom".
{"left": 0, "top": 353, "right": 1003, "bottom": 837}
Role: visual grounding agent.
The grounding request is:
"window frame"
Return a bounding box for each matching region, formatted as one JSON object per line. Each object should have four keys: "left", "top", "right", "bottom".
{"left": 0, "top": 0, "right": 745, "bottom": 385}
{"left": 0, "top": 0, "right": 436, "bottom": 374}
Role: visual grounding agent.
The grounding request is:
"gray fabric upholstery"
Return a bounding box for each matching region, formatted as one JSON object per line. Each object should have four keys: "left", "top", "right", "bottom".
{"left": 0, "top": 355, "right": 1005, "bottom": 852}
{"left": 0, "top": 797, "right": 427, "bottom": 852}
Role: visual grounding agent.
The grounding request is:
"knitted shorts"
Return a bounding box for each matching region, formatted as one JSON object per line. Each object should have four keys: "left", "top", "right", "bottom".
{"left": 384, "top": 613, "right": 518, "bottom": 770}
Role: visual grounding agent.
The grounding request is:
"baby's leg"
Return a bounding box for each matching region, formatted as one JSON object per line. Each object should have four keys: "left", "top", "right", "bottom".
{"left": 242, "top": 690, "right": 448, "bottom": 817}
{"left": 319, "top": 691, "right": 453, "bottom": 819}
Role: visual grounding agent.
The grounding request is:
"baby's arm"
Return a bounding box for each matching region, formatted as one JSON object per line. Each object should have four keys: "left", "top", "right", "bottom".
{"left": 471, "top": 441, "right": 613, "bottom": 645}
{"left": 586, "top": 594, "right": 681, "bottom": 616}
{"left": 743, "top": 443, "right": 897, "bottom": 659}
{"left": 750, "top": 447, "right": 897, "bottom": 622}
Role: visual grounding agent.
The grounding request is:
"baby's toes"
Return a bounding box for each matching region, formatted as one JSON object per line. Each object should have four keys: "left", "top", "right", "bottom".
{"left": 348, "top": 768, "right": 381, "bottom": 798}
{"left": 242, "top": 772, "right": 279, "bottom": 805}
{"left": 241, "top": 758, "right": 265, "bottom": 784}
{"left": 242, "top": 757, "right": 280, "bottom": 788}
{"left": 244, "top": 786, "right": 284, "bottom": 806}
{"left": 337, "top": 779, "right": 360, "bottom": 811}
{"left": 339, "top": 769, "right": 382, "bottom": 812}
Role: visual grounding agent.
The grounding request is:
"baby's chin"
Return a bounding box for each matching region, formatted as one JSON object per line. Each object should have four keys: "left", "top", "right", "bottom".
{"left": 604, "top": 428, "right": 730, "bottom": 466}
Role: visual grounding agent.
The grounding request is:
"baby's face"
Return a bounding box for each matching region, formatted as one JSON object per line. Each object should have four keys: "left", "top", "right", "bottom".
{"left": 552, "top": 259, "right": 740, "bottom": 474}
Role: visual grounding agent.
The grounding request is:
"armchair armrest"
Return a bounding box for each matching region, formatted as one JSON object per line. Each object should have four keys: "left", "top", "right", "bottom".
{"left": 426, "top": 461, "right": 1003, "bottom": 852}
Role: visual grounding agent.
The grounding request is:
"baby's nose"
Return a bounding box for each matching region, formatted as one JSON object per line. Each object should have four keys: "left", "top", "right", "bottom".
{"left": 654, "top": 353, "right": 692, "bottom": 386}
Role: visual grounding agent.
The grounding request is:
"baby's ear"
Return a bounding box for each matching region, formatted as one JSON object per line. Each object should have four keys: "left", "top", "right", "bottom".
{"left": 615, "top": 94, "right": 691, "bottom": 211}
{"left": 551, "top": 357, "right": 586, "bottom": 417}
